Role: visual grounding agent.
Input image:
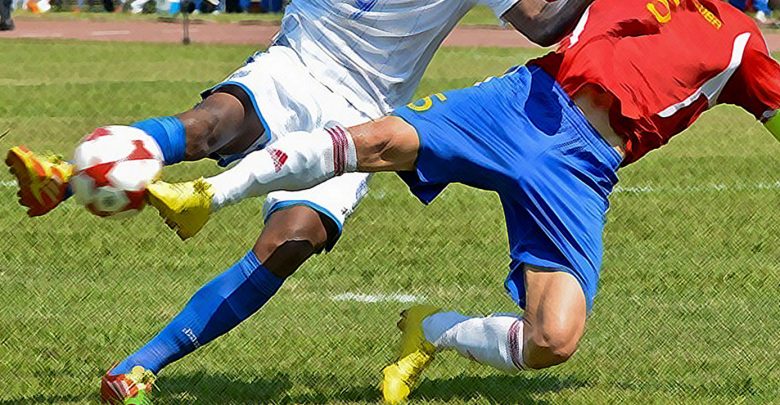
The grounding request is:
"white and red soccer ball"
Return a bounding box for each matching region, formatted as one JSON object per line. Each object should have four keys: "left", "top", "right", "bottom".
{"left": 70, "top": 126, "right": 163, "bottom": 218}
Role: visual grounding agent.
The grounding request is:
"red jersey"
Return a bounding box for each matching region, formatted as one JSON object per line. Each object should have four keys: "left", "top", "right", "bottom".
{"left": 531, "top": 0, "right": 780, "bottom": 164}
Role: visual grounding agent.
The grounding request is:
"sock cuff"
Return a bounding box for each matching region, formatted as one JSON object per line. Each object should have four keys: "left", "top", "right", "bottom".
{"left": 324, "top": 124, "right": 357, "bottom": 175}
{"left": 508, "top": 319, "right": 526, "bottom": 370}
{"left": 240, "top": 250, "right": 285, "bottom": 295}
{"left": 131, "top": 116, "right": 187, "bottom": 165}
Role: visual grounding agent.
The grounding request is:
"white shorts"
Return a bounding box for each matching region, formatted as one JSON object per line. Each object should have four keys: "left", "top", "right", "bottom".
{"left": 202, "top": 46, "right": 373, "bottom": 248}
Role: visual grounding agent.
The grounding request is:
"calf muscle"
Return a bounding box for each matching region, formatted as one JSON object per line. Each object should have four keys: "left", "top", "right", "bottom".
{"left": 522, "top": 267, "right": 587, "bottom": 369}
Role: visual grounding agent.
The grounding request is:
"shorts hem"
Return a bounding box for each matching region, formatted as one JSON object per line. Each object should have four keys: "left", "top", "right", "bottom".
{"left": 390, "top": 110, "right": 447, "bottom": 204}
{"left": 205, "top": 80, "right": 274, "bottom": 145}
{"left": 508, "top": 253, "right": 595, "bottom": 313}
{"left": 263, "top": 199, "right": 344, "bottom": 251}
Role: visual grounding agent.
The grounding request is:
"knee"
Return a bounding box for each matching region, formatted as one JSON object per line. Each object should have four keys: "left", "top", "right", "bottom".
{"left": 353, "top": 122, "right": 394, "bottom": 162}
{"left": 524, "top": 320, "right": 582, "bottom": 369}
{"left": 178, "top": 108, "right": 221, "bottom": 160}
{"left": 351, "top": 116, "right": 418, "bottom": 170}
{"left": 252, "top": 207, "right": 332, "bottom": 278}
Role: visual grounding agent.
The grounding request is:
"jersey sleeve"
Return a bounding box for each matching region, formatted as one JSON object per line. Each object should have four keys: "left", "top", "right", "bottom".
{"left": 719, "top": 33, "right": 780, "bottom": 122}
{"left": 478, "top": 0, "right": 520, "bottom": 18}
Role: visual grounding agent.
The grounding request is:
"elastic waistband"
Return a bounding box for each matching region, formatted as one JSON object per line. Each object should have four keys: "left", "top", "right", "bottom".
{"left": 525, "top": 66, "right": 623, "bottom": 172}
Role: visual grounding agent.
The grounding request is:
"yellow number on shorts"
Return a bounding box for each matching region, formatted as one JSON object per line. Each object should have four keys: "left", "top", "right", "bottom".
{"left": 407, "top": 93, "right": 448, "bottom": 112}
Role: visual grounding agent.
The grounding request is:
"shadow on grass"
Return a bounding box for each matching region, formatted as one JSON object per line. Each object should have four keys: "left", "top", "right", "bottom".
{"left": 152, "top": 371, "right": 587, "bottom": 404}
{"left": 0, "top": 394, "right": 90, "bottom": 404}
{"left": 414, "top": 374, "right": 589, "bottom": 404}
{"left": 0, "top": 371, "right": 587, "bottom": 404}
{"left": 156, "top": 371, "right": 376, "bottom": 404}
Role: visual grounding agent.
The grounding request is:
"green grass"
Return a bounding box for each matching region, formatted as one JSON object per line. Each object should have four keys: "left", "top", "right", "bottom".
{"left": 13, "top": 9, "right": 285, "bottom": 24}
{"left": 0, "top": 39, "right": 778, "bottom": 404}
{"left": 12, "top": 4, "right": 503, "bottom": 26}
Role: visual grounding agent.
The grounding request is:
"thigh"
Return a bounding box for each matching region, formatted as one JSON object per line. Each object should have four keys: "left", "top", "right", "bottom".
{"left": 392, "top": 73, "right": 532, "bottom": 204}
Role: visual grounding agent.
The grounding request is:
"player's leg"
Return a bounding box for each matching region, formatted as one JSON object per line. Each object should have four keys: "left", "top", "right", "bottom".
{"left": 380, "top": 66, "right": 618, "bottom": 403}
{"left": 520, "top": 268, "right": 586, "bottom": 368}
{"left": 146, "top": 116, "right": 418, "bottom": 239}
{"left": 104, "top": 181, "right": 366, "bottom": 404}
{"left": 426, "top": 267, "right": 585, "bottom": 369}
{"left": 106, "top": 208, "right": 330, "bottom": 374}
{"left": 175, "top": 85, "right": 263, "bottom": 162}
{"left": 381, "top": 267, "right": 587, "bottom": 404}
{"left": 147, "top": 69, "right": 525, "bottom": 235}
{"left": 208, "top": 116, "right": 416, "bottom": 202}
{"left": 105, "top": 62, "right": 373, "bottom": 401}
{"left": 101, "top": 204, "right": 332, "bottom": 404}
{"left": 5, "top": 85, "right": 261, "bottom": 217}
{"left": 252, "top": 206, "right": 334, "bottom": 276}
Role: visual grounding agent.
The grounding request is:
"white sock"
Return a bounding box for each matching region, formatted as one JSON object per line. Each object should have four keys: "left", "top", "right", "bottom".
{"left": 207, "top": 125, "right": 357, "bottom": 210}
{"left": 423, "top": 312, "right": 526, "bottom": 373}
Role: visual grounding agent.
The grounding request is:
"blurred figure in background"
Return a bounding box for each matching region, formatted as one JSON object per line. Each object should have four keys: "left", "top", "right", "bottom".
{"left": 0, "top": 0, "right": 14, "bottom": 31}
{"left": 730, "top": 0, "right": 776, "bottom": 25}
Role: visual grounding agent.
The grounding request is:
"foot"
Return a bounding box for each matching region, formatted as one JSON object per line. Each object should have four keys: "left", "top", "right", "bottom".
{"left": 5, "top": 146, "right": 74, "bottom": 217}
{"left": 100, "top": 365, "right": 156, "bottom": 404}
{"left": 146, "top": 178, "right": 213, "bottom": 240}
{"left": 0, "top": 20, "right": 14, "bottom": 31}
{"left": 381, "top": 305, "right": 441, "bottom": 404}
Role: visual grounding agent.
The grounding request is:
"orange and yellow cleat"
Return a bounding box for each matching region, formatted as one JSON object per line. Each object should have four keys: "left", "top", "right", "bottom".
{"left": 5, "top": 146, "right": 74, "bottom": 217}
{"left": 100, "top": 365, "right": 156, "bottom": 405}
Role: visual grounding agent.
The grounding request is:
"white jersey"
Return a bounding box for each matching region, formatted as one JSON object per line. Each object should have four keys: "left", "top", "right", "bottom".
{"left": 275, "top": 0, "right": 518, "bottom": 118}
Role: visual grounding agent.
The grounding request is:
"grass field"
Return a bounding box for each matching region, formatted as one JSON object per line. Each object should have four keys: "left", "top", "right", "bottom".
{"left": 0, "top": 39, "right": 778, "bottom": 404}
{"left": 11, "top": 5, "right": 503, "bottom": 26}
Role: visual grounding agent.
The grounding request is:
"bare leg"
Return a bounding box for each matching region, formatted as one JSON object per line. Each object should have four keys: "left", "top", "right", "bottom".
{"left": 178, "top": 85, "right": 264, "bottom": 161}
{"left": 349, "top": 116, "right": 421, "bottom": 172}
{"left": 252, "top": 205, "right": 337, "bottom": 278}
{"left": 522, "top": 266, "right": 586, "bottom": 368}
{"left": 423, "top": 265, "right": 586, "bottom": 371}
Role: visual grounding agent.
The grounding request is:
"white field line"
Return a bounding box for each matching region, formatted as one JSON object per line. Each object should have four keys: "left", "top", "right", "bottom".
{"left": 613, "top": 181, "right": 780, "bottom": 195}
{"left": 331, "top": 293, "right": 424, "bottom": 304}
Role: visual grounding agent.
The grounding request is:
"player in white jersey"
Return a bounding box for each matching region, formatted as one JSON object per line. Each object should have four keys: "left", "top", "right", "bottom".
{"left": 5, "top": 0, "right": 593, "bottom": 402}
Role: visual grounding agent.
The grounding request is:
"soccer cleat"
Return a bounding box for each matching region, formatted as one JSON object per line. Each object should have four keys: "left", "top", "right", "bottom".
{"left": 381, "top": 305, "right": 441, "bottom": 404}
{"left": 100, "top": 365, "right": 156, "bottom": 404}
{"left": 146, "top": 178, "right": 213, "bottom": 241}
{"left": 5, "top": 146, "right": 74, "bottom": 217}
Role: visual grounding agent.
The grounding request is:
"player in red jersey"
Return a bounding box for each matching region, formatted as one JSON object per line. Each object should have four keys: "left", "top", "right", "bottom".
{"left": 147, "top": 0, "right": 780, "bottom": 402}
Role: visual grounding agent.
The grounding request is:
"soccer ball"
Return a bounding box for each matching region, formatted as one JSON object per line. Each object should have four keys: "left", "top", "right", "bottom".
{"left": 70, "top": 126, "right": 163, "bottom": 218}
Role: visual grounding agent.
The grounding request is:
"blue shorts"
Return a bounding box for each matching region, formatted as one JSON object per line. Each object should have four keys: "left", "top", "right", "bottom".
{"left": 393, "top": 66, "right": 622, "bottom": 311}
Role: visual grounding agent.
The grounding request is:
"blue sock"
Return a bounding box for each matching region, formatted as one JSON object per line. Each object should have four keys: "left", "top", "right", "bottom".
{"left": 112, "top": 251, "right": 284, "bottom": 375}
{"left": 131, "top": 116, "right": 187, "bottom": 165}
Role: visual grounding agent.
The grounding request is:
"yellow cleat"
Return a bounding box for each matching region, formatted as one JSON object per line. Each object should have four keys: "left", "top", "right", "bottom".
{"left": 5, "top": 145, "right": 74, "bottom": 217}
{"left": 146, "top": 178, "right": 213, "bottom": 241}
{"left": 381, "top": 305, "right": 441, "bottom": 404}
